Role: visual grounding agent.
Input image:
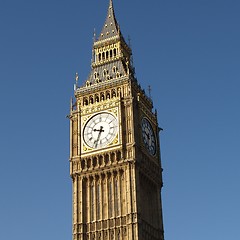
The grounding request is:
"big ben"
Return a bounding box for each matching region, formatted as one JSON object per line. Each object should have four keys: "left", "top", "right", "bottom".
{"left": 69, "top": 1, "right": 165, "bottom": 240}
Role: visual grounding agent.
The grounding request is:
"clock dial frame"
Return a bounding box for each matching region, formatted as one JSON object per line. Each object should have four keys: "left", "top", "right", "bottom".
{"left": 83, "top": 112, "right": 118, "bottom": 149}
{"left": 141, "top": 117, "right": 156, "bottom": 156}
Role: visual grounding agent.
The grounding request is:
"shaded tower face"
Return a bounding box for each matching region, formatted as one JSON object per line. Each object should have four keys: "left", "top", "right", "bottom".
{"left": 69, "top": 1, "right": 165, "bottom": 240}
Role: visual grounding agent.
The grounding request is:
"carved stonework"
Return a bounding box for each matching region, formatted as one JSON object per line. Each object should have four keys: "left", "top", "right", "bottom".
{"left": 81, "top": 98, "right": 120, "bottom": 116}
{"left": 69, "top": 1, "right": 164, "bottom": 240}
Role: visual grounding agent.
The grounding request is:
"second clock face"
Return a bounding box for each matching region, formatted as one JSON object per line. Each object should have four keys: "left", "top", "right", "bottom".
{"left": 141, "top": 117, "right": 156, "bottom": 156}
{"left": 83, "top": 112, "right": 118, "bottom": 149}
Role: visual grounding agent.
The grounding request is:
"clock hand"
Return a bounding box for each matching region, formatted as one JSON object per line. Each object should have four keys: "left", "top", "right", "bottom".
{"left": 93, "top": 127, "right": 105, "bottom": 132}
{"left": 145, "top": 132, "right": 152, "bottom": 146}
{"left": 94, "top": 126, "right": 104, "bottom": 147}
{"left": 146, "top": 132, "right": 150, "bottom": 141}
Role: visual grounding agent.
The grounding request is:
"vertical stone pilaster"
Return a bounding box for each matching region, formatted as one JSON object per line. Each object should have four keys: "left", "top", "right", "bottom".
{"left": 78, "top": 177, "right": 83, "bottom": 227}
{"left": 87, "top": 177, "right": 90, "bottom": 224}
{"left": 77, "top": 110, "right": 81, "bottom": 157}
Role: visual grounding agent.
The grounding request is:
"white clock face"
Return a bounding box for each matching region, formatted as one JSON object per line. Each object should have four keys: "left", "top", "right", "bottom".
{"left": 141, "top": 118, "right": 156, "bottom": 156}
{"left": 83, "top": 112, "right": 118, "bottom": 149}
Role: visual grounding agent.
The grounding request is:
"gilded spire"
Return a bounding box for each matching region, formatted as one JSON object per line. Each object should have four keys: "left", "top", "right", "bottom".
{"left": 98, "top": 0, "right": 120, "bottom": 41}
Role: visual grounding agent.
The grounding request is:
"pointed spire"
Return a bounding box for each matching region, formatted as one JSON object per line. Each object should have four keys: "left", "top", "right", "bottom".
{"left": 109, "top": 0, "right": 113, "bottom": 8}
{"left": 98, "top": 0, "right": 120, "bottom": 41}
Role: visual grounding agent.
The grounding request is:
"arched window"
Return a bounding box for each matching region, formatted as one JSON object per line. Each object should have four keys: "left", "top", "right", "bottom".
{"left": 110, "top": 152, "right": 115, "bottom": 161}
{"left": 87, "top": 158, "right": 91, "bottom": 168}
{"left": 113, "top": 48, "right": 117, "bottom": 57}
{"left": 102, "top": 52, "right": 105, "bottom": 60}
{"left": 112, "top": 90, "right": 116, "bottom": 98}
{"left": 100, "top": 93, "right": 105, "bottom": 101}
{"left": 117, "top": 88, "right": 121, "bottom": 97}
{"left": 90, "top": 97, "right": 93, "bottom": 104}
{"left": 105, "top": 154, "right": 109, "bottom": 165}
{"left": 110, "top": 49, "right": 113, "bottom": 58}
{"left": 117, "top": 151, "right": 121, "bottom": 160}
{"left": 94, "top": 72, "right": 98, "bottom": 79}
{"left": 106, "top": 51, "right": 109, "bottom": 60}
{"left": 98, "top": 53, "right": 101, "bottom": 61}
{"left": 95, "top": 95, "right": 99, "bottom": 102}
{"left": 103, "top": 69, "right": 108, "bottom": 77}
{"left": 112, "top": 66, "right": 117, "bottom": 73}
{"left": 93, "top": 157, "right": 97, "bottom": 167}
{"left": 81, "top": 160, "right": 85, "bottom": 170}
{"left": 84, "top": 98, "right": 88, "bottom": 106}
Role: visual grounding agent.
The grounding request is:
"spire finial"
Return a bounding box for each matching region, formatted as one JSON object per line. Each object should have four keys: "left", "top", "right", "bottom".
{"left": 148, "top": 85, "right": 152, "bottom": 99}
{"left": 93, "top": 28, "right": 96, "bottom": 42}
{"left": 128, "top": 35, "right": 132, "bottom": 48}
{"left": 74, "top": 72, "right": 79, "bottom": 91}
{"left": 75, "top": 72, "right": 79, "bottom": 84}
{"left": 109, "top": 0, "right": 113, "bottom": 7}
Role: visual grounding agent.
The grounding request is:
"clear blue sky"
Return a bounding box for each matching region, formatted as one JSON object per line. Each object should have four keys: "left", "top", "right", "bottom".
{"left": 0, "top": 0, "right": 239, "bottom": 239}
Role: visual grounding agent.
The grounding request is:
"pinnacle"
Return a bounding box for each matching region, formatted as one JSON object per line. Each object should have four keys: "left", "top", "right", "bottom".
{"left": 97, "top": 0, "right": 120, "bottom": 41}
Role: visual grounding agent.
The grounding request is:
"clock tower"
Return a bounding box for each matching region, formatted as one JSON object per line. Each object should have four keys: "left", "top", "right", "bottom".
{"left": 69, "top": 1, "right": 165, "bottom": 239}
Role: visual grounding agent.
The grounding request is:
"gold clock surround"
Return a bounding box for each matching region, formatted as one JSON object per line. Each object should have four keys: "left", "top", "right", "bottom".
{"left": 82, "top": 109, "right": 120, "bottom": 153}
